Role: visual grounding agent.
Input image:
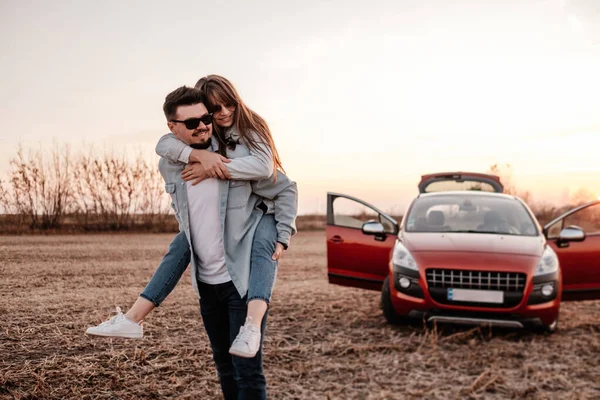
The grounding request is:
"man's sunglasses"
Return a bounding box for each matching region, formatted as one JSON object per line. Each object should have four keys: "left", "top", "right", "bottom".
{"left": 171, "top": 114, "right": 213, "bottom": 130}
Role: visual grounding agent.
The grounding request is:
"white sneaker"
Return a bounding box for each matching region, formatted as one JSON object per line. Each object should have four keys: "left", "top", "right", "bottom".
{"left": 85, "top": 307, "right": 143, "bottom": 339}
{"left": 229, "top": 317, "right": 261, "bottom": 358}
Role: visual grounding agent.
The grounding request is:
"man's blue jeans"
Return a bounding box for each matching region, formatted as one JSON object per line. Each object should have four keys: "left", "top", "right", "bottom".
{"left": 197, "top": 279, "right": 268, "bottom": 400}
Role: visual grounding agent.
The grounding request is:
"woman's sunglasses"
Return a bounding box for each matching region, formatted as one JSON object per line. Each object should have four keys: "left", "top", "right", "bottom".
{"left": 171, "top": 114, "right": 213, "bottom": 130}
{"left": 210, "top": 104, "right": 236, "bottom": 113}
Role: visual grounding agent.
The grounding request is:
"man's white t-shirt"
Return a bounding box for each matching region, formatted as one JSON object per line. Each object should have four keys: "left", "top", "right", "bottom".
{"left": 186, "top": 178, "right": 231, "bottom": 284}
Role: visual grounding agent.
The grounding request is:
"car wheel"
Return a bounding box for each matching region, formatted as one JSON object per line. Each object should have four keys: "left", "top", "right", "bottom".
{"left": 536, "top": 316, "right": 559, "bottom": 334}
{"left": 381, "top": 276, "right": 406, "bottom": 325}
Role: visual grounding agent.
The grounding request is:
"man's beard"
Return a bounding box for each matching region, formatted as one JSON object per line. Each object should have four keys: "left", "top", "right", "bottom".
{"left": 190, "top": 139, "right": 211, "bottom": 150}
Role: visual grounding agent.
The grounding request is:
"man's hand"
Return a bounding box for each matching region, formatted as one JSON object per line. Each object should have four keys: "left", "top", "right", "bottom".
{"left": 182, "top": 163, "right": 210, "bottom": 185}
{"left": 272, "top": 242, "right": 285, "bottom": 261}
{"left": 190, "top": 150, "right": 231, "bottom": 180}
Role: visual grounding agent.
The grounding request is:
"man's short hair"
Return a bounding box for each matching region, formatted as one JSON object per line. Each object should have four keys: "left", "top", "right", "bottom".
{"left": 163, "top": 86, "right": 207, "bottom": 121}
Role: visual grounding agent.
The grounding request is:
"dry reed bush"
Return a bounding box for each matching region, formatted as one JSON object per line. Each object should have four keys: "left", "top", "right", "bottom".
{"left": 0, "top": 144, "right": 172, "bottom": 233}
{"left": 71, "top": 149, "right": 171, "bottom": 231}
{"left": 1, "top": 232, "right": 599, "bottom": 399}
{"left": 0, "top": 145, "right": 72, "bottom": 230}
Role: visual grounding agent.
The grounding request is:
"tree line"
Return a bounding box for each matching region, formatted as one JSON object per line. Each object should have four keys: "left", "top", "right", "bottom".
{"left": 0, "top": 145, "right": 175, "bottom": 233}
{"left": 0, "top": 147, "right": 595, "bottom": 233}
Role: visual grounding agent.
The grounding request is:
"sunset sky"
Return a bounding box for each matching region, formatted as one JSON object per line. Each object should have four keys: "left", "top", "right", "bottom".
{"left": 1, "top": 0, "right": 599, "bottom": 214}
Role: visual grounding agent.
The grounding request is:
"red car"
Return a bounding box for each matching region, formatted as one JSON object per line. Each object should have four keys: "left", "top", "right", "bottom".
{"left": 326, "top": 172, "right": 600, "bottom": 332}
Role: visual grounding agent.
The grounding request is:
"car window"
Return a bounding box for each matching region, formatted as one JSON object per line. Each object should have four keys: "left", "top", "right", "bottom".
{"left": 332, "top": 197, "right": 378, "bottom": 229}
{"left": 379, "top": 216, "right": 395, "bottom": 233}
{"left": 424, "top": 180, "right": 497, "bottom": 193}
{"left": 546, "top": 220, "right": 563, "bottom": 239}
{"left": 332, "top": 197, "right": 395, "bottom": 233}
{"left": 405, "top": 194, "right": 537, "bottom": 236}
{"left": 562, "top": 203, "right": 600, "bottom": 235}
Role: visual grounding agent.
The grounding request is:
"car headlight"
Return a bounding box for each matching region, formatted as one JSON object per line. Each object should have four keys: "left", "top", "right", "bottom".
{"left": 392, "top": 240, "right": 418, "bottom": 271}
{"left": 535, "top": 246, "right": 559, "bottom": 276}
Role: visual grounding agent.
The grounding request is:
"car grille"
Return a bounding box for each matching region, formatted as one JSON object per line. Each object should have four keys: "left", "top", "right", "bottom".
{"left": 425, "top": 269, "right": 527, "bottom": 308}
{"left": 426, "top": 269, "right": 526, "bottom": 292}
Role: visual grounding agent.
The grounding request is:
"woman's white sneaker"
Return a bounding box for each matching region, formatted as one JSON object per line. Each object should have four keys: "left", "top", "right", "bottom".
{"left": 229, "top": 317, "right": 261, "bottom": 358}
{"left": 85, "top": 307, "right": 143, "bottom": 339}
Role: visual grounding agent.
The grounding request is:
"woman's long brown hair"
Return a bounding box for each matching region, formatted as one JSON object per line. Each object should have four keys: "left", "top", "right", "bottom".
{"left": 195, "top": 75, "right": 284, "bottom": 175}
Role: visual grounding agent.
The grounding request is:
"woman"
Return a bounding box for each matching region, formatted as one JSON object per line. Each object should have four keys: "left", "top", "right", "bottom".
{"left": 86, "top": 75, "right": 297, "bottom": 362}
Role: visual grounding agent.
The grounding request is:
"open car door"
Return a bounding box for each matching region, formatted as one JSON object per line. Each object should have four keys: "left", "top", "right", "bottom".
{"left": 419, "top": 172, "right": 504, "bottom": 194}
{"left": 326, "top": 193, "right": 399, "bottom": 291}
{"left": 544, "top": 200, "right": 600, "bottom": 301}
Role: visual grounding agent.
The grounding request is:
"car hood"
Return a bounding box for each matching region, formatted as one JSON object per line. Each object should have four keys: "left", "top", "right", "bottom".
{"left": 402, "top": 232, "right": 545, "bottom": 257}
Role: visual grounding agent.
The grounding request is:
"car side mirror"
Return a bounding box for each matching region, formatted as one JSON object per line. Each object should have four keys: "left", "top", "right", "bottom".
{"left": 362, "top": 220, "right": 387, "bottom": 241}
{"left": 559, "top": 226, "right": 585, "bottom": 242}
{"left": 556, "top": 225, "right": 585, "bottom": 248}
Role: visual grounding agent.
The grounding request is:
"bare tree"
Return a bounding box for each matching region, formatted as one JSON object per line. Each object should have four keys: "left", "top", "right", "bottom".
{"left": 487, "top": 163, "right": 532, "bottom": 202}
{"left": 1, "top": 145, "right": 73, "bottom": 229}
{"left": 70, "top": 147, "right": 171, "bottom": 231}
{"left": 135, "top": 154, "right": 172, "bottom": 228}
{"left": 488, "top": 163, "right": 517, "bottom": 195}
{"left": 569, "top": 187, "right": 596, "bottom": 206}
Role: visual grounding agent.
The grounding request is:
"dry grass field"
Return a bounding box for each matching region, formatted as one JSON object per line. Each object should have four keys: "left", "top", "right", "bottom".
{"left": 1, "top": 232, "right": 599, "bottom": 399}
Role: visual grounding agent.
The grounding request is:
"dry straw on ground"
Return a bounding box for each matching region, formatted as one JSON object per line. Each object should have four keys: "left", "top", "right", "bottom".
{"left": 1, "top": 232, "right": 599, "bottom": 399}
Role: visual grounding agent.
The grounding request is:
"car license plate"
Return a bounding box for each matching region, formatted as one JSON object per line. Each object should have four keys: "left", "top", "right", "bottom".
{"left": 447, "top": 288, "right": 504, "bottom": 304}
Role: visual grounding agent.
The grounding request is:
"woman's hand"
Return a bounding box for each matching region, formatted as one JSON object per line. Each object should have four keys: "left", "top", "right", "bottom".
{"left": 190, "top": 150, "right": 231, "bottom": 179}
{"left": 272, "top": 242, "right": 285, "bottom": 261}
{"left": 182, "top": 163, "right": 210, "bottom": 185}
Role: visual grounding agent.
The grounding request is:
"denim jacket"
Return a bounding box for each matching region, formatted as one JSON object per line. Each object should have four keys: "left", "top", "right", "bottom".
{"left": 157, "top": 132, "right": 298, "bottom": 298}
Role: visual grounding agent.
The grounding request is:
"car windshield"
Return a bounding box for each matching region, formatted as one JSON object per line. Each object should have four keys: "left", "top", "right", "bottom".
{"left": 405, "top": 194, "right": 538, "bottom": 236}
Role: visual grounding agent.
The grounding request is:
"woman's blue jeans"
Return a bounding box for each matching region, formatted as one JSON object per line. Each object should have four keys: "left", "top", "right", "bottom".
{"left": 140, "top": 213, "right": 279, "bottom": 306}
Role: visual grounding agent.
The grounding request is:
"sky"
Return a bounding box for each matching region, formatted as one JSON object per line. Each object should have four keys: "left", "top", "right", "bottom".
{"left": 1, "top": 0, "right": 600, "bottom": 215}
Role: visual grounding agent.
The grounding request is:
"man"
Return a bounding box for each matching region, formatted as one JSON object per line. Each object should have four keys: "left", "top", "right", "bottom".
{"left": 158, "top": 86, "right": 296, "bottom": 399}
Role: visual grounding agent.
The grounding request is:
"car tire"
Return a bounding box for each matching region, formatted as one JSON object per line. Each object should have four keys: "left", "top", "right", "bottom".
{"left": 381, "top": 276, "right": 406, "bottom": 325}
{"left": 537, "top": 316, "right": 559, "bottom": 334}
